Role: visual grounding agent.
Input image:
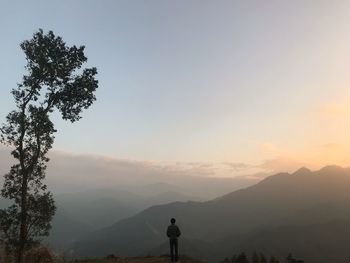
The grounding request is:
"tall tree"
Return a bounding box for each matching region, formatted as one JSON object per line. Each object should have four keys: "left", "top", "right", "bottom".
{"left": 236, "top": 253, "right": 249, "bottom": 263}
{"left": 269, "top": 256, "right": 279, "bottom": 263}
{"left": 252, "top": 252, "right": 260, "bottom": 263}
{"left": 259, "top": 253, "right": 267, "bottom": 263}
{"left": 286, "top": 253, "right": 304, "bottom": 263}
{"left": 0, "top": 29, "right": 98, "bottom": 263}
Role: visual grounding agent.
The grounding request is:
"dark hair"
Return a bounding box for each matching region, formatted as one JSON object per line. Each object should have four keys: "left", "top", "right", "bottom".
{"left": 170, "top": 218, "right": 176, "bottom": 224}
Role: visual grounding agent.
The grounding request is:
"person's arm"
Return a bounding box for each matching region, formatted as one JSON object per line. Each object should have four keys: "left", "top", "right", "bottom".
{"left": 166, "top": 226, "right": 170, "bottom": 237}
{"left": 176, "top": 226, "right": 181, "bottom": 237}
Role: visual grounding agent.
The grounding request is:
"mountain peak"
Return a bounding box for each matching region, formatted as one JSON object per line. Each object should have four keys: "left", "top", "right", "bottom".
{"left": 319, "top": 165, "right": 344, "bottom": 173}
{"left": 293, "top": 167, "right": 312, "bottom": 176}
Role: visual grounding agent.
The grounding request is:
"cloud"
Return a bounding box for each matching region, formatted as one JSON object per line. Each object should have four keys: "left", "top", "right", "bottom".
{"left": 7, "top": 144, "right": 348, "bottom": 197}
{"left": 222, "top": 154, "right": 311, "bottom": 176}
{"left": 222, "top": 162, "right": 253, "bottom": 172}
{"left": 0, "top": 147, "right": 268, "bottom": 199}
{"left": 258, "top": 155, "right": 309, "bottom": 173}
{"left": 237, "top": 172, "right": 270, "bottom": 181}
{"left": 0, "top": 146, "right": 313, "bottom": 194}
{"left": 0, "top": 148, "right": 251, "bottom": 193}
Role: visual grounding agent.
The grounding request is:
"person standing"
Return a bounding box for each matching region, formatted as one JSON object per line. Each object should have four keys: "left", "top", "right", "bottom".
{"left": 166, "top": 218, "right": 181, "bottom": 262}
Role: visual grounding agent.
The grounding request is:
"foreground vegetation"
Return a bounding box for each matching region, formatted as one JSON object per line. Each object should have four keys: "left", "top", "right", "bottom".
{"left": 220, "top": 252, "right": 304, "bottom": 263}
{"left": 67, "top": 255, "right": 206, "bottom": 263}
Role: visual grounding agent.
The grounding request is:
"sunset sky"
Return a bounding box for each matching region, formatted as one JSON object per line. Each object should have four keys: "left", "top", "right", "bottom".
{"left": 1, "top": 1, "right": 350, "bottom": 177}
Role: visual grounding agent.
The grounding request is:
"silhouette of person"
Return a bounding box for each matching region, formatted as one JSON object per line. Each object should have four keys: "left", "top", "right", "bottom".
{"left": 166, "top": 218, "right": 181, "bottom": 262}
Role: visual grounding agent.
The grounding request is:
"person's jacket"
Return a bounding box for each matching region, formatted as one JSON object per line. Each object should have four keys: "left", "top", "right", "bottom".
{"left": 167, "top": 224, "right": 181, "bottom": 239}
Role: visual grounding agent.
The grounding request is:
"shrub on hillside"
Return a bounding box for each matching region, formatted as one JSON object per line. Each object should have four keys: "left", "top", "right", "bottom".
{"left": 220, "top": 252, "right": 304, "bottom": 263}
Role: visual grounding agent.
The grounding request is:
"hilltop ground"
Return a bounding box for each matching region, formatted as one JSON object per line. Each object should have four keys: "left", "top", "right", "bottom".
{"left": 68, "top": 255, "right": 206, "bottom": 263}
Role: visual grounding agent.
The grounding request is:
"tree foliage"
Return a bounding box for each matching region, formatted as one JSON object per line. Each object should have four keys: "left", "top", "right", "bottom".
{"left": 220, "top": 252, "right": 305, "bottom": 263}
{"left": 286, "top": 253, "right": 304, "bottom": 263}
{"left": 0, "top": 29, "right": 98, "bottom": 263}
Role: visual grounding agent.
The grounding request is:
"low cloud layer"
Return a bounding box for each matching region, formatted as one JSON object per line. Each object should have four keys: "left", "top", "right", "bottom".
{"left": 0, "top": 146, "right": 327, "bottom": 198}
{"left": 0, "top": 147, "right": 270, "bottom": 198}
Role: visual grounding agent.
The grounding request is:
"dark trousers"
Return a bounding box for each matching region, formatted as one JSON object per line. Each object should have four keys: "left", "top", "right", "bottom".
{"left": 169, "top": 238, "right": 178, "bottom": 262}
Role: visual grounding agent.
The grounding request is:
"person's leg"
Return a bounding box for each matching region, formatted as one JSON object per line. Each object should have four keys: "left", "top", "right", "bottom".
{"left": 170, "top": 239, "right": 174, "bottom": 262}
{"left": 174, "top": 239, "right": 178, "bottom": 262}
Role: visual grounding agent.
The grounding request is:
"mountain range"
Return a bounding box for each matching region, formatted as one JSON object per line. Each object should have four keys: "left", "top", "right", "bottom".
{"left": 46, "top": 185, "right": 203, "bottom": 249}
{"left": 70, "top": 165, "right": 350, "bottom": 263}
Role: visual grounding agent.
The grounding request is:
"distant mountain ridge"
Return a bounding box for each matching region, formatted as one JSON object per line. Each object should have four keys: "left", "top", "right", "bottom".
{"left": 0, "top": 172, "right": 260, "bottom": 251}
{"left": 71, "top": 165, "right": 350, "bottom": 263}
{"left": 47, "top": 186, "right": 203, "bottom": 249}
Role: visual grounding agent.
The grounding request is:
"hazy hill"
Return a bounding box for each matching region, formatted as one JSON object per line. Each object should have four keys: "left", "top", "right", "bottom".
{"left": 55, "top": 186, "right": 202, "bottom": 228}
{"left": 0, "top": 184, "right": 203, "bottom": 251}
{"left": 71, "top": 166, "right": 350, "bottom": 263}
{"left": 46, "top": 209, "right": 91, "bottom": 250}
{"left": 217, "top": 220, "right": 350, "bottom": 263}
{"left": 45, "top": 187, "right": 202, "bottom": 249}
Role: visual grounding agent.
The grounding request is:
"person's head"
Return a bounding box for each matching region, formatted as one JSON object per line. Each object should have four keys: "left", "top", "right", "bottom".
{"left": 170, "top": 218, "right": 176, "bottom": 224}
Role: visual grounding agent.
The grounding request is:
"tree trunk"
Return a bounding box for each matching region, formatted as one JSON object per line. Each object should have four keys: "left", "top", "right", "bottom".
{"left": 16, "top": 172, "right": 28, "bottom": 263}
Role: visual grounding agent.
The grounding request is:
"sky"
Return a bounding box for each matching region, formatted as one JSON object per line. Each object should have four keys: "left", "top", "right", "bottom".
{"left": 1, "top": 0, "right": 350, "bottom": 178}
